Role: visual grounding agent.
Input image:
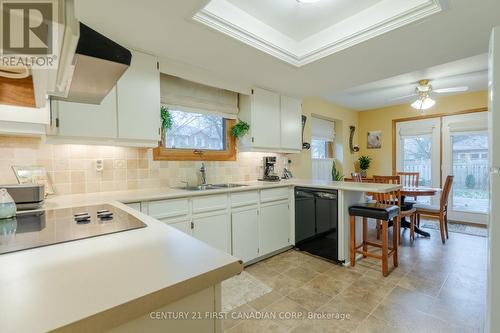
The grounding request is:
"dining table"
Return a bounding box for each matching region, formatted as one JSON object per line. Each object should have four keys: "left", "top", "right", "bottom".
{"left": 401, "top": 186, "right": 442, "bottom": 238}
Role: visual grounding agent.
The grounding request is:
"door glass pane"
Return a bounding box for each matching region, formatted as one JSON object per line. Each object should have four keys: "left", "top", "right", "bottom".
{"left": 402, "top": 136, "right": 432, "bottom": 203}
{"left": 451, "top": 133, "right": 489, "bottom": 214}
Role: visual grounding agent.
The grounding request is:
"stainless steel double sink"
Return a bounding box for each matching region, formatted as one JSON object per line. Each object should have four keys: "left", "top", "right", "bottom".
{"left": 176, "top": 184, "right": 248, "bottom": 191}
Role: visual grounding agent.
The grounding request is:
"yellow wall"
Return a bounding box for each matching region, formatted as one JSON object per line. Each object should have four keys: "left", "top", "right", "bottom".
{"left": 289, "top": 97, "right": 359, "bottom": 178}
{"left": 358, "top": 90, "right": 488, "bottom": 176}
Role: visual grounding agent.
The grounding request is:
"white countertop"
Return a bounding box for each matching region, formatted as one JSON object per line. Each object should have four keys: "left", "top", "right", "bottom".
{"left": 0, "top": 179, "right": 399, "bottom": 332}
{"left": 41, "top": 179, "right": 400, "bottom": 210}
{"left": 0, "top": 203, "right": 242, "bottom": 333}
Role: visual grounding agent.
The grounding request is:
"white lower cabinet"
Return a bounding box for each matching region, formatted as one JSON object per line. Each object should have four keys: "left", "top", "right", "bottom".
{"left": 168, "top": 219, "right": 192, "bottom": 235}
{"left": 192, "top": 212, "right": 231, "bottom": 253}
{"left": 260, "top": 201, "right": 290, "bottom": 255}
{"left": 140, "top": 188, "right": 291, "bottom": 261}
{"left": 231, "top": 207, "right": 259, "bottom": 263}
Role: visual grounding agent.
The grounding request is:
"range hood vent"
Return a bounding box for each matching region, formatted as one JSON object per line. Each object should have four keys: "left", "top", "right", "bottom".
{"left": 59, "top": 23, "right": 131, "bottom": 105}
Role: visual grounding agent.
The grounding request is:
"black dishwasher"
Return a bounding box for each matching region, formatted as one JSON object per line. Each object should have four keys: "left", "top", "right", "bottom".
{"left": 295, "top": 187, "right": 339, "bottom": 263}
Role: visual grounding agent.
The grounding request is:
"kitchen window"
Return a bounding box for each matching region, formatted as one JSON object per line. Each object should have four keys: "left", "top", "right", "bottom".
{"left": 164, "top": 110, "right": 226, "bottom": 151}
{"left": 153, "top": 74, "right": 238, "bottom": 161}
{"left": 311, "top": 117, "right": 335, "bottom": 181}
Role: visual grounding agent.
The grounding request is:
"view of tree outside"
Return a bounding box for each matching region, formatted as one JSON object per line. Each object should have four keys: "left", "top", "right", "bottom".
{"left": 451, "top": 133, "right": 489, "bottom": 213}
{"left": 165, "top": 110, "right": 225, "bottom": 150}
{"left": 402, "top": 136, "right": 432, "bottom": 204}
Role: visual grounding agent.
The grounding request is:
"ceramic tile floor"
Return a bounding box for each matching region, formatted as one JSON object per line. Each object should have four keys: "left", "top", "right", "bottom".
{"left": 223, "top": 220, "right": 487, "bottom": 333}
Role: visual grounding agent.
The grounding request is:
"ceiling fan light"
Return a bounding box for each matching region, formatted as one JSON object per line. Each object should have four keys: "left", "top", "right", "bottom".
{"left": 411, "top": 97, "right": 435, "bottom": 110}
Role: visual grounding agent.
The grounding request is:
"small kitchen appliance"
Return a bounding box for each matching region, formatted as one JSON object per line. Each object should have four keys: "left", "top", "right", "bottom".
{"left": 2, "top": 184, "right": 45, "bottom": 210}
{"left": 259, "top": 156, "right": 280, "bottom": 182}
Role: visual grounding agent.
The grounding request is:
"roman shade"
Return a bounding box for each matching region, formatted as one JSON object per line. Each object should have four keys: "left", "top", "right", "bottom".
{"left": 160, "top": 74, "right": 238, "bottom": 119}
{"left": 311, "top": 117, "right": 335, "bottom": 141}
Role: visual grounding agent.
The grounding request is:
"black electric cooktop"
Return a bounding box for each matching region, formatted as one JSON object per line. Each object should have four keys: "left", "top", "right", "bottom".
{"left": 0, "top": 204, "right": 146, "bottom": 255}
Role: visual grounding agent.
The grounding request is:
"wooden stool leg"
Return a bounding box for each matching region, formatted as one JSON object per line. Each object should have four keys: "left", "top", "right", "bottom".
{"left": 393, "top": 217, "right": 399, "bottom": 267}
{"left": 439, "top": 213, "right": 446, "bottom": 244}
{"left": 376, "top": 220, "right": 381, "bottom": 240}
{"left": 362, "top": 217, "right": 367, "bottom": 257}
{"left": 410, "top": 214, "right": 415, "bottom": 242}
{"left": 398, "top": 215, "right": 402, "bottom": 245}
{"left": 350, "top": 216, "right": 356, "bottom": 266}
{"left": 445, "top": 214, "right": 449, "bottom": 239}
{"left": 381, "top": 220, "right": 388, "bottom": 277}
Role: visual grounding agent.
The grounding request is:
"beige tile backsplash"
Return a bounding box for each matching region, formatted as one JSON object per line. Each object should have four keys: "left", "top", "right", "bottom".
{"left": 0, "top": 136, "right": 287, "bottom": 195}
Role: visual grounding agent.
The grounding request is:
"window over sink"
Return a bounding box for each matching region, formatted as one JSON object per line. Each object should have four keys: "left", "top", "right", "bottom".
{"left": 165, "top": 109, "right": 226, "bottom": 151}
{"left": 154, "top": 108, "right": 236, "bottom": 161}
{"left": 153, "top": 73, "right": 238, "bottom": 161}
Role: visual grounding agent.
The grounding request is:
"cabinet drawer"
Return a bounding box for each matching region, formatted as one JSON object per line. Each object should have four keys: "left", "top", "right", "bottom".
{"left": 126, "top": 202, "right": 141, "bottom": 211}
{"left": 260, "top": 187, "right": 290, "bottom": 203}
{"left": 192, "top": 194, "right": 228, "bottom": 214}
{"left": 231, "top": 191, "right": 258, "bottom": 207}
{"left": 147, "top": 198, "right": 189, "bottom": 219}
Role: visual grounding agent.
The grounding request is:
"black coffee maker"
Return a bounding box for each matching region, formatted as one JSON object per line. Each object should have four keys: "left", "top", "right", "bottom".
{"left": 259, "top": 157, "right": 281, "bottom": 182}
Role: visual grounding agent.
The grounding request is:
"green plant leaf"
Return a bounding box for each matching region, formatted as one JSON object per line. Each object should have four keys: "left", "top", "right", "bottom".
{"left": 160, "top": 105, "right": 173, "bottom": 130}
{"left": 231, "top": 120, "right": 250, "bottom": 138}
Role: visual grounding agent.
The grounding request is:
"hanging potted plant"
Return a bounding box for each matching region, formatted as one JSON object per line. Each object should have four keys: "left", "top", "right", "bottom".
{"left": 160, "top": 105, "right": 172, "bottom": 147}
{"left": 358, "top": 155, "right": 372, "bottom": 178}
{"left": 231, "top": 120, "right": 250, "bottom": 139}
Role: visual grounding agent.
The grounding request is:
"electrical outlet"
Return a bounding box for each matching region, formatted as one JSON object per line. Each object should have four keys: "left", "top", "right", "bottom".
{"left": 95, "top": 159, "right": 104, "bottom": 172}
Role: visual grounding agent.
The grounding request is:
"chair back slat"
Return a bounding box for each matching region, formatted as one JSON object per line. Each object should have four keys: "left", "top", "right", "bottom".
{"left": 373, "top": 175, "right": 401, "bottom": 207}
{"left": 373, "top": 175, "right": 401, "bottom": 185}
{"left": 351, "top": 173, "right": 363, "bottom": 182}
{"left": 440, "top": 176, "right": 454, "bottom": 210}
{"left": 397, "top": 172, "right": 419, "bottom": 188}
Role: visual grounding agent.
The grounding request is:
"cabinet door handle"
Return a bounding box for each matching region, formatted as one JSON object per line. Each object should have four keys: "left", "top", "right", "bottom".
{"left": 190, "top": 221, "right": 194, "bottom": 229}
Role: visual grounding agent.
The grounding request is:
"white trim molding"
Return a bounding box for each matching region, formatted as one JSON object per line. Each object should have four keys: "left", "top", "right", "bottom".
{"left": 193, "top": 0, "right": 445, "bottom": 67}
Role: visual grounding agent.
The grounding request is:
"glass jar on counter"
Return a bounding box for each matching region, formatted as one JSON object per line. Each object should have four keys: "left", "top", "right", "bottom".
{"left": 0, "top": 189, "right": 16, "bottom": 219}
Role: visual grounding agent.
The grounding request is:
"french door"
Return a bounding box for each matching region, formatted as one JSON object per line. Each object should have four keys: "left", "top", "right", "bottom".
{"left": 442, "top": 113, "right": 489, "bottom": 224}
{"left": 396, "top": 112, "right": 489, "bottom": 224}
{"left": 396, "top": 118, "right": 441, "bottom": 204}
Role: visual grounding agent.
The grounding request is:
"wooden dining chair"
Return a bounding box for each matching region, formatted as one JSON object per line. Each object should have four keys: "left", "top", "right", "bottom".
{"left": 414, "top": 176, "right": 454, "bottom": 244}
{"left": 373, "top": 175, "right": 417, "bottom": 242}
{"left": 397, "top": 172, "right": 420, "bottom": 202}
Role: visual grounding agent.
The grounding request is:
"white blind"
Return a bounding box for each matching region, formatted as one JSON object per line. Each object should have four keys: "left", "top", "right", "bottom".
{"left": 160, "top": 74, "right": 238, "bottom": 118}
{"left": 311, "top": 117, "right": 335, "bottom": 141}
{"left": 312, "top": 159, "right": 333, "bottom": 181}
{"left": 399, "top": 123, "right": 436, "bottom": 136}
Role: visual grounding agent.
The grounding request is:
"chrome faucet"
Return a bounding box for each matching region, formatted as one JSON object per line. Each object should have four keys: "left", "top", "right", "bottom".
{"left": 200, "top": 162, "right": 207, "bottom": 185}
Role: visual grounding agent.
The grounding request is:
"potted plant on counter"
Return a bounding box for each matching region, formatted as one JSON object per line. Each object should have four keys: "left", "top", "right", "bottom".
{"left": 358, "top": 155, "right": 372, "bottom": 178}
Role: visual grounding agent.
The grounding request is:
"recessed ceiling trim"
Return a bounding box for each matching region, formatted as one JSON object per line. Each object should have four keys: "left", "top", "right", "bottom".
{"left": 193, "top": 0, "right": 445, "bottom": 67}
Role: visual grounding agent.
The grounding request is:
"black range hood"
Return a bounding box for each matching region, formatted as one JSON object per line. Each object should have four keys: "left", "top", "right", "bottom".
{"left": 62, "top": 23, "right": 132, "bottom": 104}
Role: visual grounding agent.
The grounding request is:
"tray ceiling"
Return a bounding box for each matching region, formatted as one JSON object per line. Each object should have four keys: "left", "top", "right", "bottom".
{"left": 193, "top": 0, "right": 445, "bottom": 67}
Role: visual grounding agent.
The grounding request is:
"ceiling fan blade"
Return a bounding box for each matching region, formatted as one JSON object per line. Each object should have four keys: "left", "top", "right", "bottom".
{"left": 388, "top": 93, "right": 416, "bottom": 102}
{"left": 434, "top": 86, "right": 469, "bottom": 93}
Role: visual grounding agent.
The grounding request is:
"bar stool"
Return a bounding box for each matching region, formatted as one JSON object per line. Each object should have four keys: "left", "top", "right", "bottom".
{"left": 349, "top": 203, "right": 400, "bottom": 276}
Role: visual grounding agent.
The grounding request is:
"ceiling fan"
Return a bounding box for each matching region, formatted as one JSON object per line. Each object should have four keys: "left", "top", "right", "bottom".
{"left": 390, "top": 79, "right": 469, "bottom": 110}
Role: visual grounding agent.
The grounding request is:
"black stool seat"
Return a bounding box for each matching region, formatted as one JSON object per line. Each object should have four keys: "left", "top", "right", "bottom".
{"left": 349, "top": 203, "right": 399, "bottom": 221}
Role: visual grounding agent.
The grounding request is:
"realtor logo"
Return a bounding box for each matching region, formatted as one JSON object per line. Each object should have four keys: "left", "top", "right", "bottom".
{"left": 0, "top": 0, "right": 57, "bottom": 68}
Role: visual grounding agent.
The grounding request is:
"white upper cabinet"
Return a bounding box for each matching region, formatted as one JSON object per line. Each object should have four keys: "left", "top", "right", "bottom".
{"left": 280, "top": 95, "right": 302, "bottom": 150}
{"left": 48, "top": 50, "right": 160, "bottom": 147}
{"left": 251, "top": 88, "right": 281, "bottom": 149}
{"left": 117, "top": 50, "right": 160, "bottom": 141}
{"left": 239, "top": 87, "right": 302, "bottom": 153}
{"left": 54, "top": 87, "right": 118, "bottom": 138}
